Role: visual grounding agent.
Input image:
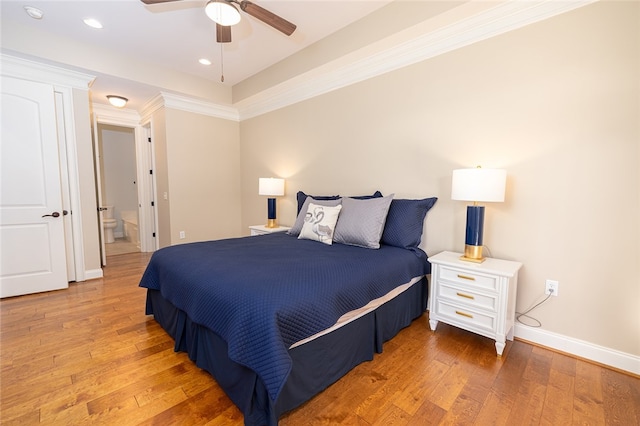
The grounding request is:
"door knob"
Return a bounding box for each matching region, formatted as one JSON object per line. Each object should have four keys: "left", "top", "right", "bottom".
{"left": 42, "top": 212, "right": 60, "bottom": 218}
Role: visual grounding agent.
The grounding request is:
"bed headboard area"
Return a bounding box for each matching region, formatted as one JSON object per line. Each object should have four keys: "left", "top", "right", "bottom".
{"left": 291, "top": 190, "right": 437, "bottom": 255}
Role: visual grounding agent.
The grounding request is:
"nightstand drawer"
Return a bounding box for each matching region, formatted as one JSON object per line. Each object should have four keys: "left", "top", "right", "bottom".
{"left": 439, "top": 266, "right": 497, "bottom": 291}
{"left": 436, "top": 300, "right": 496, "bottom": 333}
{"left": 438, "top": 283, "right": 498, "bottom": 312}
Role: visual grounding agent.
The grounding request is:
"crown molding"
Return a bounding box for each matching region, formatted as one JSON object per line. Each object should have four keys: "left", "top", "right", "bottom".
{"left": 92, "top": 103, "right": 142, "bottom": 127}
{"left": 235, "top": 0, "right": 596, "bottom": 120}
{"left": 138, "top": 92, "right": 239, "bottom": 123}
{"left": 1, "top": 52, "right": 95, "bottom": 90}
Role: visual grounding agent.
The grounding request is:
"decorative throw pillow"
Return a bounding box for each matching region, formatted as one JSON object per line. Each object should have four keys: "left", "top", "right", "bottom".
{"left": 298, "top": 203, "right": 343, "bottom": 245}
{"left": 333, "top": 194, "right": 394, "bottom": 249}
{"left": 288, "top": 197, "right": 342, "bottom": 237}
{"left": 381, "top": 197, "right": 438, "bottom": 249}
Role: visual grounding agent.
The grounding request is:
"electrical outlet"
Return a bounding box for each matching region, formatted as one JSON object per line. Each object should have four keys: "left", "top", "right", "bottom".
{"left": 179, "top": 231, "right": 185, "bottom": 239}
{"left": 545, "top": 279, "right": 559, "bottom": 296}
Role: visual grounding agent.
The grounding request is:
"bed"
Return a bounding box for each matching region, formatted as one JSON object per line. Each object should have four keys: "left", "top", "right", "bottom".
{"left": 139, "top": 193, "right": 437, "bottom": 425}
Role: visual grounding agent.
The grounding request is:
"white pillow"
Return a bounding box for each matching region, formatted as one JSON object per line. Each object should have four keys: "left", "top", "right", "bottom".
{"left": 298, "top": 203, "right": 343, "bottom": 245}
{"left": 288, "top": 197, "right": 342, "bottom": 237}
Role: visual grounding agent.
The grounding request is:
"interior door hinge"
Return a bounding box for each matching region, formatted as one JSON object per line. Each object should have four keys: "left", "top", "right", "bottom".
{"left": 152, "top": 232, "right": 156, "bottom": 238}
{"left": 148, "top": 137, "right": 151, "bottom": 143}
{"left": 151, "top": 201, "right": 154, "bottom": 207}
{"left": 149, "top": 169, "right": 153, "bottom": 175}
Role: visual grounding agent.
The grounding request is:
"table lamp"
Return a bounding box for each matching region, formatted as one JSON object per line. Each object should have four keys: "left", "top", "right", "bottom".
{"left": 259, "top": 178, "right": 285, "bottom": 228}
{"left": 451, "top": 166, "right": 506, "bottom": 262}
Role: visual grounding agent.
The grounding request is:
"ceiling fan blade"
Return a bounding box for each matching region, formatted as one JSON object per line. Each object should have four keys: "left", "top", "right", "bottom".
{"left": 140, "top": 0, "right": 182, "bottom": 4}
{"left": 216, "top": 24, "right": 232, "bottom": 43}
{"left": 240, "top": 1, "right": 296, "bottom": 36}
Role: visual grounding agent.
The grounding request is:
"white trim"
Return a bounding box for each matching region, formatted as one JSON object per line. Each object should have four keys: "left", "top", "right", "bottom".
{"left": 514, "top": 324, "right": 640, "bottom": 376}
{"left": 84, "top": 269, "right": 104, "bottom": 280}
{"left": 235, "top": 0, "right": 595, "bottom": 120}
{"left": 54, "top": 85, "right": 87, "bottom": 282}
{"left": 92, "top": 103, "right": 141, "bottom": 126}
{"left": 139, "top": 92, "right": 239, "bottom": 122}
{"left": 1, "top": 53, "right": 95, "bottom": 89}
{"left": 161, "top": 92, "right": 239, "bottom": 121}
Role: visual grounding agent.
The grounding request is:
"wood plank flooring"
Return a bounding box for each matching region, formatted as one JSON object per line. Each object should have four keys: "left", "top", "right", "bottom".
{"left": 1, "top": 253, "right": 638, "bottom": 425}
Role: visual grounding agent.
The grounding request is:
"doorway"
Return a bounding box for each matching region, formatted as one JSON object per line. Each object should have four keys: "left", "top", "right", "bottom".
{"left": 92, "top": 105, "right": 157, "bottom": 266}
{"left": 97, "top": 124, "right": 140, "bottom": 257}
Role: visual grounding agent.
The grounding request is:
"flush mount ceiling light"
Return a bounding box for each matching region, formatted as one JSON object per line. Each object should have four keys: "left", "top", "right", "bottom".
{"left": 199, "top": 58, "right": 212, "bottom": 66}
{"left": 24, "top": 6, "right": 44, "bottom": 20}
{"left": 205, "top": 0, "right": 241, "bottom": 26}
{"left": 106, "top": 95, "right": 128, "bottom": 108}
{"left": 83, "top": 18, "right": 103, "bottom": 29}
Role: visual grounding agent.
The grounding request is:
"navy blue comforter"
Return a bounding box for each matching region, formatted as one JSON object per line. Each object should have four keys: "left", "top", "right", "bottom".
{"left": 139, "top": 233, "right": 429, "bottom": 402}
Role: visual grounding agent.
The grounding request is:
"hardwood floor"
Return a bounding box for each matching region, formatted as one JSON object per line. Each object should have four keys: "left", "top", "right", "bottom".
{"left": 1, "top": 253, "right": 638, "bottom": 425}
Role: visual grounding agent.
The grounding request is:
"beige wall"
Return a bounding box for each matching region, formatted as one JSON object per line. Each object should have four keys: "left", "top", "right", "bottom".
{"left": 240, "top": 2, "right": 639, "bottom": 356}
{"left": 163, "top": 108, "right": 242, "bottom": 245}
{"left": 150, "top": 108, "right": 172, "bottom": 248}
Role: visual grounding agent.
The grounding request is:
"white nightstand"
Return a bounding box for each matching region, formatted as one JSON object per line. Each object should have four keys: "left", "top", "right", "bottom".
{"left": 249, "top": 225, "right": 291, "bottom": 236}
{"left": 428, "top": 251, "right": 522, "bottom": 356}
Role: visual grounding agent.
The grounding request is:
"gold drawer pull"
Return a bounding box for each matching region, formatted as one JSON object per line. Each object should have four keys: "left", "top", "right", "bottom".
{"left": 456, "top": 292, "right": 475, "bottom": 300}
{"left": 455, "top": 310, "right": 473, "bottom": 319}
{"left": 457, "top": 274, "right": 476, "bottom": 281}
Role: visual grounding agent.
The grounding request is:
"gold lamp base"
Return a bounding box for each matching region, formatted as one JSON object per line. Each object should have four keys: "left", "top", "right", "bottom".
{"left": 460, "top": 245, "right": 485, "bottom": 263}
{"left": 266, "top": 219, "right": 278, "bottom": 228}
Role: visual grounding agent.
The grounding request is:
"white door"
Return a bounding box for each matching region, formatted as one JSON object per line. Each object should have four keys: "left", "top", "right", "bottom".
{"left": 55, "top": 92, "right": 76, "bottom": 281}
{"left": 92, "top": 117, "right": 107, "bottom": 266}
{"left": 0, "top": 76, "right": 68, "bottom": 298}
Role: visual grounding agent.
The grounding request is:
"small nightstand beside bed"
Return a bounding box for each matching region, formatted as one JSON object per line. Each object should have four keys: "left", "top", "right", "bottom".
{"left": 139, "top": 192, "right": 437, "bottom": 425}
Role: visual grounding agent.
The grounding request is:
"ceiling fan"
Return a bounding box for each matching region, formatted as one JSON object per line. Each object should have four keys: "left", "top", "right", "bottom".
{"left": 141, "top": 0, "right": 297, "bottom": 43}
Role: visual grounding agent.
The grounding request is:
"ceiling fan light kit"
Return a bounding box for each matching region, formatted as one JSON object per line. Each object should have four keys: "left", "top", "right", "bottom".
{"left": 205, "top": 0, "right": 241, "bottom": 26}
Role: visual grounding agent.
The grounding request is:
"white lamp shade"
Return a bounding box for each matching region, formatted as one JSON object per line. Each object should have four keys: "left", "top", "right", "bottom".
{"left": 451, "top": 168, "right": 506, "bottom": 202}
{"left": 259, "top": 178, "right": 285, "bottom": 196}
{"left": 205, "top": 0, "right": 241, "bottom": 26}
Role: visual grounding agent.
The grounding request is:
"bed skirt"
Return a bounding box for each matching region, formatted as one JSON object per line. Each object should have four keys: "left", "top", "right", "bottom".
{"left": 145, "top": 276, "right": 428, "bottom": 425}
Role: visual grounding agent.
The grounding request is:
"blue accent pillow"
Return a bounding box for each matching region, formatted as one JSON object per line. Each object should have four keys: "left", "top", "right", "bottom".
{"left": 296, "top": 192, "right": 340, "bottom": 214}
{"left": 381, "top": 197, "right": 438, "bottom": 249}
{"left": 296, "top": 191, "right": 383, "bottom": 214}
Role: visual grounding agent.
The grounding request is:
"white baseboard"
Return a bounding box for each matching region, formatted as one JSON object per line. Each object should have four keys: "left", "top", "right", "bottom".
{"left": 83, "top": 268, "right": 104, "bottom": 280}
{"left": 514, "top": 324, "right": 639, "bottom": 376}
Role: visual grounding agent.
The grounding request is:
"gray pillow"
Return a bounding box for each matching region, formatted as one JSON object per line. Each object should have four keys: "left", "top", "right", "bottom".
{"left": 333, "top": 194, "right": 393, "bottom": 249}
{"left": 288, "top": 197, "right": 343, "bottom": 237}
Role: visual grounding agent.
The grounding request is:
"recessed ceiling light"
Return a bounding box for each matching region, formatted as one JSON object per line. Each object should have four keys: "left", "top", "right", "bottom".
{"left": 24, "top": 6, "right": 44, "bottom": 20}
{"left": 83, "top": 18, "right": 103, "bottom": 29}
{"left": 199, "top": 58, "right": 212, "bottom": 66}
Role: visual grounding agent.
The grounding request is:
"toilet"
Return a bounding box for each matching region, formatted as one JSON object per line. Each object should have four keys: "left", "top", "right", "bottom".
{"left": 103, "top": 205, "right": 117, "bottom": 244}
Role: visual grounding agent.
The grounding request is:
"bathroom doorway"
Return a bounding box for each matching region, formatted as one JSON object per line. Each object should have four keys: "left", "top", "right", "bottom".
{"left": 96, "top": 124, "right": 140, "bottom": 258}
{"left": 92, "top": 104, "right": 157, "bottom": 267}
